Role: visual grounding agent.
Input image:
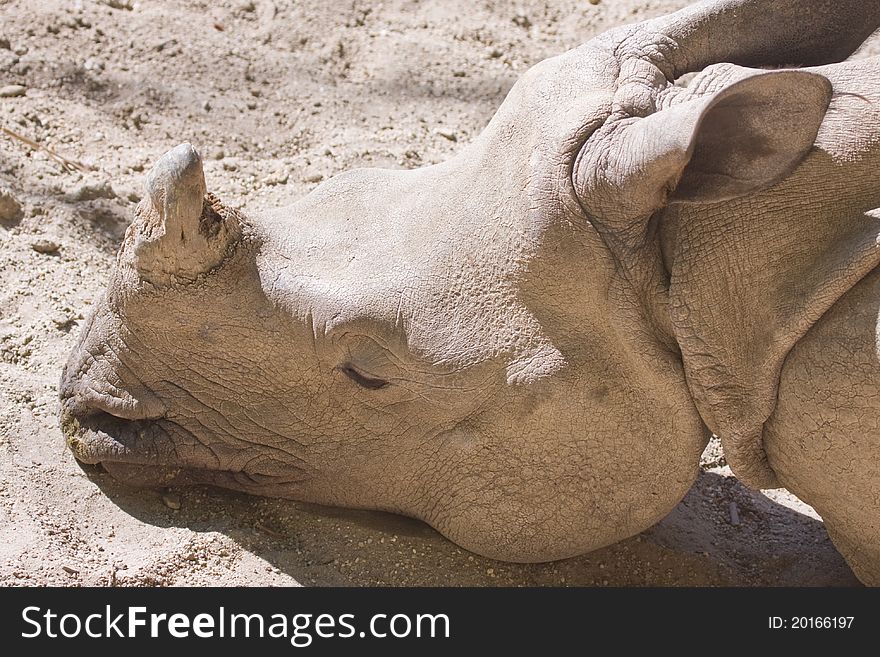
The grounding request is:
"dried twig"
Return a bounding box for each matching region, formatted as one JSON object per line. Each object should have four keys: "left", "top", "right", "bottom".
{"left": 254, "top": 521, "right": 284, "bottom": 538}
{"left": 728, "top": 501, "right": 741, "bottom": 526}
{"left": 1, "top": 125, "right": 94, "bottom": 173}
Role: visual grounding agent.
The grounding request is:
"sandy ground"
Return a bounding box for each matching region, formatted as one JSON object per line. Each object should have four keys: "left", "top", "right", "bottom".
{"left": 0, "top": 0, "right": 873, "bottom": 586}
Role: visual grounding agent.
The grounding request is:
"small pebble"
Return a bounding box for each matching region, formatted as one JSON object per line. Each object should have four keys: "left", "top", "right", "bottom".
{"left": 512, "top": 14, "right": 531, "bottom": 28}
{"left": 51, "top": 311, "right": 76, "bottom": 330}
{"left": 102, "top": 0, "right": 134, "bottom": 10}
{"left": 0, "top": 84, "right": 26, "bottom": 98}
{"left": 303, "top": 171, "right": 324, "bottom": 183}
{"left": 262, "top": 170, "right": 289, "bottom": 186}
{"left": 729, "top": 501, "right": 741, "bottom": 526}
{"left": 435, "top": 128, "right": 457, "bottom": 142}
{"left": 112, "top": 186, "right": 140, "bottom": 204}
{"left": 0, "top": 187, "right": 22, "bottom": 222}
{"left": 32, "top": 239, "right": 60, "bottom": 255}
{"left": 162, "top": 493, "right": 181, "bottom": 510}
{"left": 67, "top": 179, "right": 116, "bottom": 202}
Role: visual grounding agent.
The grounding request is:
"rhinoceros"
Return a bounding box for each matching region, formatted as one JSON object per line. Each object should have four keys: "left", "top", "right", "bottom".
{"left": 60, "top": 0, "right": 880, "bottom": 584}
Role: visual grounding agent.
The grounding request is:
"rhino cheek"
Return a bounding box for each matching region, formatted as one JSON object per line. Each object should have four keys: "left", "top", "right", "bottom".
{"left": 405, "top": 382, "right": 707, "bottom": 563}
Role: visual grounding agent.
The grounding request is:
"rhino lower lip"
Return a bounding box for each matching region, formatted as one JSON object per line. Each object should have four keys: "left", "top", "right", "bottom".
{"left": 65, "top": 414, "right": 206, "bottom": 487}
{"left": 61, "top": 402, "right": 194, "bottom": 485}
{"left": 67, "top": 424, "right": 187, "bottom": 487}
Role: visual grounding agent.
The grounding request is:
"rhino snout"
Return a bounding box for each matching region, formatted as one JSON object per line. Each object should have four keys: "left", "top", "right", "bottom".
{"left": 58, "top": 336, "right": 171, "bottom": 476}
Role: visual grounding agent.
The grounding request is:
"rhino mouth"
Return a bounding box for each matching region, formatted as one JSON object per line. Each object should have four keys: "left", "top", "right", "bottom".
{"left": 61, "top": 405, "right": 308, "bottom": 494}
{"left": 62, "top": 406, "right": 188, "bottom": 486}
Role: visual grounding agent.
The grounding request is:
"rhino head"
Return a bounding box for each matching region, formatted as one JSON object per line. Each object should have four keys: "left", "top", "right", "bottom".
{"left": 59, "top": 0, "right": 875, "bottom": 561}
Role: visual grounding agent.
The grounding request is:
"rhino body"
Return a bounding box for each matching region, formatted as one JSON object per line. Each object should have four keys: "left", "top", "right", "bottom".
{"left": 60, "top": 0, "right": 880, "bottom": 583}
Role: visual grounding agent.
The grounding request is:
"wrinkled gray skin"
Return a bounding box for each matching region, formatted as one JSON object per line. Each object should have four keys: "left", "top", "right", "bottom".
{"left": 60, "top": 0, "right": 880, "bottom": 583}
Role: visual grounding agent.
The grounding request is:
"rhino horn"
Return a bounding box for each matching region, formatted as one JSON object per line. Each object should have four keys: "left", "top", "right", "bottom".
{"left": 133, "top": 143, "right": 239, "bottom": 284}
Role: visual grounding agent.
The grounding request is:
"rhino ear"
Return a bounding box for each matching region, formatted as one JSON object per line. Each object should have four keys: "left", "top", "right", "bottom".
{"left": 133, "top": 143, "right": 239, "bottom": 284}
{"left": 572, "top": 69, "right": 835, "bottom": 489}
{"left": 577, "top": 69, "right": 832, "bottom": 220}
{"left": 667, "top": 69, "right": 832, "bottom": 204}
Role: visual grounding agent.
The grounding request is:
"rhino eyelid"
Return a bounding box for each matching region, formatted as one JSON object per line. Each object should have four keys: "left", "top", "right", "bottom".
{"left": 339, "top": 364, "right": 390, "bottom": 390}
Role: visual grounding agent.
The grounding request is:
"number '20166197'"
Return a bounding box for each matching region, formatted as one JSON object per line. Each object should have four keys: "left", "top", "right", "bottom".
{"left": 768, "top": 617, "right": 854, "bottom": 629}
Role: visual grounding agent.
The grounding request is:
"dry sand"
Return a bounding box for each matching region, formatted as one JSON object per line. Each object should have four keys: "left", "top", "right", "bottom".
{"left": 1, "top": 0, "right": 874, "bottom": 586}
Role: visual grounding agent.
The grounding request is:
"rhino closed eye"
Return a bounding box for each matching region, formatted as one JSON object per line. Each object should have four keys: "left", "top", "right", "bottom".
{"left": 339, "top": 364, "right": 389, "bottom": 390}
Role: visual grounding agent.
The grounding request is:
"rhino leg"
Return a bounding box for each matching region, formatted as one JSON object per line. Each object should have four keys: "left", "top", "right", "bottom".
{"left": 765, "top": 268, "right": 880, "bottom": 585}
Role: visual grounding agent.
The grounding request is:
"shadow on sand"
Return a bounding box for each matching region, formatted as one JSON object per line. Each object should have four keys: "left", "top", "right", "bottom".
{"left": 83, "top": 464, "right": 860, "bottom": 586}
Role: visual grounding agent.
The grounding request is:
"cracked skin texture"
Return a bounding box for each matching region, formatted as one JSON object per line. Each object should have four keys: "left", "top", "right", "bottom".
{"left": 59, "top": 0, "right": 880, "bottom": 578}
{"left": 766, "top": 268, "right": 880, "bottom": 586}
{"left": 658, "top": 58, "right": 880, "bottom": 584}
{"left": 62, "top": 124, "right": 710, "bottom": 562}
